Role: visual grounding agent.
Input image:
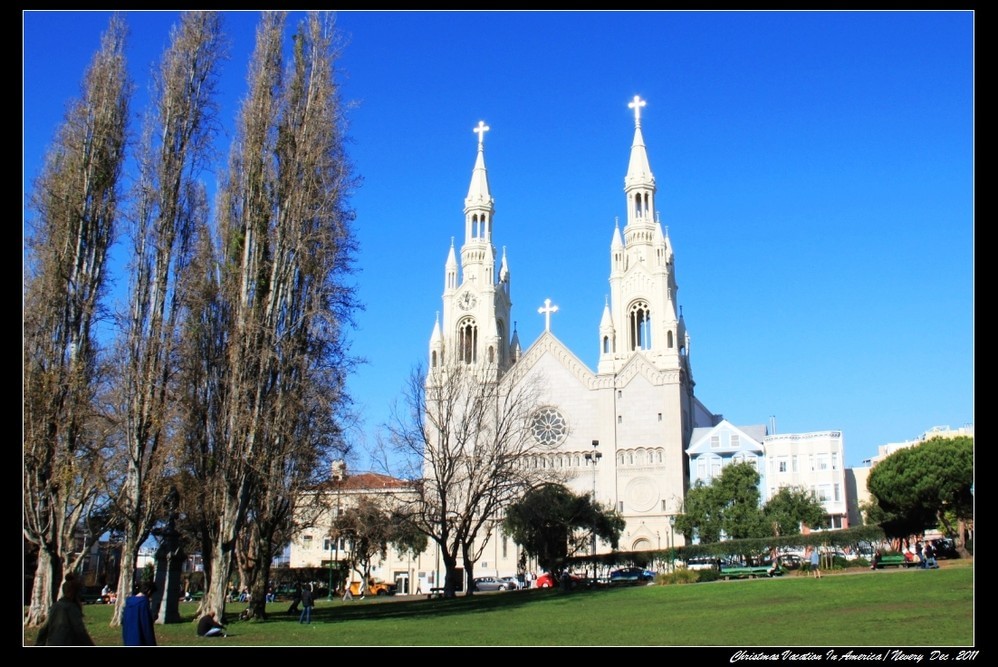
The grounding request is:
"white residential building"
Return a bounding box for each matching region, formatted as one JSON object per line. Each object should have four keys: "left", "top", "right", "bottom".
{"left": 764, "top": 430, "right": 848, "bottom": 529}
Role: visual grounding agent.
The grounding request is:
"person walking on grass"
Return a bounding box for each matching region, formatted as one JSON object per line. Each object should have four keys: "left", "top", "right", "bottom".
{"left": 809, "top": 548, "right": 822, "bottom": 579}
{"left": 122, "top": 580, "right": 158, "bottom": 645}
{"left": 36, "top": 574, "right": 95, "bottom": 646}
{"left": 299, "top": 583, "right": 314, "bottom": 624}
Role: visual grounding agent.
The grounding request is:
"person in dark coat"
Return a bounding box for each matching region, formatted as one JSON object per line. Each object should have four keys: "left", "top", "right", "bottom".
{"left": 298, "top": 583, "right": 314, "bottom": 624}
{"left": 122, "top": 580, "right": 157, "bottom": 646}
{"left": 36, "top": 574, "right": 95, "bottom": 646}
{"left": 196, "top": 611, "right": 227, "bottom": 637}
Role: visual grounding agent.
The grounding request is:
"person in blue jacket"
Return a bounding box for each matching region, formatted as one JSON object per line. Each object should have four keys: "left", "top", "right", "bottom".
{"left": 122, "top": 580, "right": 158, "bottom": 646}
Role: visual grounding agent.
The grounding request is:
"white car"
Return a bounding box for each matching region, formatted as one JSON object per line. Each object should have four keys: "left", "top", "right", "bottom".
{"left": 685, "top": 557, "right": 719, "bottom": 571}
{"left": 498, "top": 576, "right": 524, "bottom": 590}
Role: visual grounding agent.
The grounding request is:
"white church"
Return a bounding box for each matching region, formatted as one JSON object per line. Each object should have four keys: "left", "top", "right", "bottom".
{"left": 427, "top": 96, "right": 718, "bottom": 556}
{"left": 289, "top": 97, "right": 849, "bottom": 589}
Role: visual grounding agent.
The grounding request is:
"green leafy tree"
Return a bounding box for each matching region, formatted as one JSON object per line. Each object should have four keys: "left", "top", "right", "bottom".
{"left": 867, "top": 436, "right": 973, "bottom": 551}
{"left": 503, "top": 483, "right": 625, "bottom": 576}
{"left": 675, "top": 462, "right": 767, "bottom": 544}
{"left": 763, "top": 486, "right": 826, "bottom": 537}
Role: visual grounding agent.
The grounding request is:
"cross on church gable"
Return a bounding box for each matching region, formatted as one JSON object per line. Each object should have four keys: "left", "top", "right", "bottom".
{"left": 538, "top": 298, "right": 559, "bottom": 332}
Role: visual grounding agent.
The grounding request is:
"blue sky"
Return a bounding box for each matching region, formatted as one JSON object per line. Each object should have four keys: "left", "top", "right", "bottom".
{"left": 23, "top": 10, "right": 974, "bottom": 470}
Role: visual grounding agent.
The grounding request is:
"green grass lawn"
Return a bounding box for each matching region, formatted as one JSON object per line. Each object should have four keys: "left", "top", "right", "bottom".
{"left": 24, "top": 560, "right": 974, "bottom": 647}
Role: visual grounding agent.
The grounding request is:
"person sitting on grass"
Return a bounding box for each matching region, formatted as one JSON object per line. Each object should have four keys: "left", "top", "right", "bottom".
{"left": 197, "top": 611, "right": 227, "bottom": 638}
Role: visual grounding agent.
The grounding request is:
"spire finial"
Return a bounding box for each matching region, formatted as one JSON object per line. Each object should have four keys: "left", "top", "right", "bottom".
{"left": 629, "top": 95, "right": 646, "bottom": 127}
{"left": 474, "top": 120, "right": 490, "bottom": 149}
{"left": 614, "top": 216, "right": 620, "bottom": 229}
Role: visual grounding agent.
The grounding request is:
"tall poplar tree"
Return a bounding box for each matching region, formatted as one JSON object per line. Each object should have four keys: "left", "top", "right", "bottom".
{"left": 183, "top": 11, "right": 358, "bottom": 620}
{"left": 23, "top": 15, "right": 130, "bottom": 627}
{"left": 109, "top": 11, "right": 225, "bottom": 626}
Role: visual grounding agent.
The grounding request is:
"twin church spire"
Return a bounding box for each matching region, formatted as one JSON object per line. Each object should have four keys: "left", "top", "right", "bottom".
{"left": 430, "top": 98, "right": 691, "bottom": 384}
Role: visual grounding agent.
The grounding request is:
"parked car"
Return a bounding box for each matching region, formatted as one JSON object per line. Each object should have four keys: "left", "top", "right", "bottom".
{"left": 535, "top": 572, "right": 582, "bottom": 588}
{"left": 777, "top": 554, "right": 803, "bottom": 570}
{"left": 685, "top": 557, "right": 720, "bottom": 571}
{"left": 498, "top": 576, "right": 524, "bottom": 590}
{"left": 348, "top": 580, "right": 397, "bottom": 596}
{"left": 472, "top": 576, "right": 514, "bottom": 592}
{"left": 609, "top": 567, "right": 655, "bottom": 582}
{"left": 930, "top": 538, "right": 959, "bottom": 559}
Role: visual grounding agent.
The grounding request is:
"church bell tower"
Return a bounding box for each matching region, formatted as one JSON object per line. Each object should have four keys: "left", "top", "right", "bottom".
{"left": 429, "top": 121, "right": 513, "bottom": 375}
{"left": 598, "top": 96, "right": 690, "bottom": 378}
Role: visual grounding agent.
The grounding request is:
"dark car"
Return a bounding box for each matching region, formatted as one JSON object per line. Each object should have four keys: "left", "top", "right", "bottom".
{"left": 609, "top": 567, "right": 655, "bottom": 582}
{"left": 930, "top": 538, "right": 959, "bottom": 559}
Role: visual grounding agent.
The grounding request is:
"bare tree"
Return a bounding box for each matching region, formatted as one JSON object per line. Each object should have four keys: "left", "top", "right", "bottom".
{"left": 384, "top": 361, "right": 559, "bottom": 597}
{"left": 22, "top": 15, "right": 130, "bottom": 627}
{"left": 184, "top": 11, "right": 358, "bottom": 620}
{"left": 109, "top": 11, "right": 225, "bottom": 626}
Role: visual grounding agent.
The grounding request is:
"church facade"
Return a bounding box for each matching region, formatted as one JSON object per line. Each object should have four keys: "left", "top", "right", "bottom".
{"left": 427, "top": 98, "right": 717, "bottom": 556}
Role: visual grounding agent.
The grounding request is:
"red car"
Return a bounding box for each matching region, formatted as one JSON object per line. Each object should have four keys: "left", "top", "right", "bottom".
{"left": 535, "top": 572, "right": 582, "bottom": 588}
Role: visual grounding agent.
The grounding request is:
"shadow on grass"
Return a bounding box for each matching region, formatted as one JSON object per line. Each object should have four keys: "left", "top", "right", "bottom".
{"left": 259, "top": 585, "right": 641, "bottom": 626}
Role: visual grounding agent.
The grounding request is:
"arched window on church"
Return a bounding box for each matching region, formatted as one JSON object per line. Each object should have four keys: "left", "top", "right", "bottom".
{"left": 667, "top": 330, "right": 674, "bottom": 348}
{"left": 617, "top": 452, "right": 624, "bottom": 465}
{"left": 603, "top": 336, "right": 610, "bottom": 354}
{"left": 459, "top": 318, "right": 477, "bottom": 364}
{"left": 629, "top": 301, "right": 652, "bottom": 351}
{"left": 488, "top": 346, "right": 495, "bottom": 363}
{"left": 431, "top": 350, "right": 438, "bottom": 368}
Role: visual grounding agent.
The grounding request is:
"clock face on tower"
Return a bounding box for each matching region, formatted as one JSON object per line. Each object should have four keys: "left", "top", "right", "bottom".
{"left": 458, "top": 291, "right": 477, "bottom": 310}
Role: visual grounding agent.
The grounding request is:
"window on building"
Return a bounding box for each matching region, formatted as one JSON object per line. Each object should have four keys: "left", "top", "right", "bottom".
{"left": 667, "top": 330, "right": 674, "bottom": 348}
{"left": 832, "top": 452, "right": 839, "bottom": 470}
{"left": 778, "top": 458, "right": 788, "bottom": 473}
{"left": 731, "top": 434, "right": 740, "bottom": 448}
{"left": 629, "top": 301, "right": 652, "bottom": 350}
{"left": 459, "top": 318, "right": 478, "bottom": 364}
{"left": 817, "top": 454, "right": 829, "bottom": 471}
{"left": 792, "top": 455, "right": 798, "bottom": 472}
{"left": 323, "top": 537, "right": 334, "bottom": 551}
{"left": 834, "top": 484, "right": 840, "bottom": 502}
{"left": 697, "top": 460, "right": 706, "bottom": 478}
{"left": 710, "top": 435, "right": 720, "bottom": 448}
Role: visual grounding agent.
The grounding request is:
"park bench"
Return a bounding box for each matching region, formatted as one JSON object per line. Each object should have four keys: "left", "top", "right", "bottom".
{"left": 426, "top": 587, "right": 445, "bottom": 599}
{"left": 719, "top": 565, "right": 784, "bottom": 580}
{"left": 873, "top": 554, "right": 915, "bottom": 569}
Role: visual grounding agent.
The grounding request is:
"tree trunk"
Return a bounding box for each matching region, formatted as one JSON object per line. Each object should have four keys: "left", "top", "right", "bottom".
{"left": 24, "top": 546, "right": 60, "bottom": 627}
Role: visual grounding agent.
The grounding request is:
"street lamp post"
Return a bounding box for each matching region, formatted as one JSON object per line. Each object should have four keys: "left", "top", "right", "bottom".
{"left": 584, "top": 440, "right": 602, "bottom": 582}
{"left": 669, "top": 514, "right": 676, "bottom": 573}
{"left": 327, "top": 536, "right": 334, "bottom": 601}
